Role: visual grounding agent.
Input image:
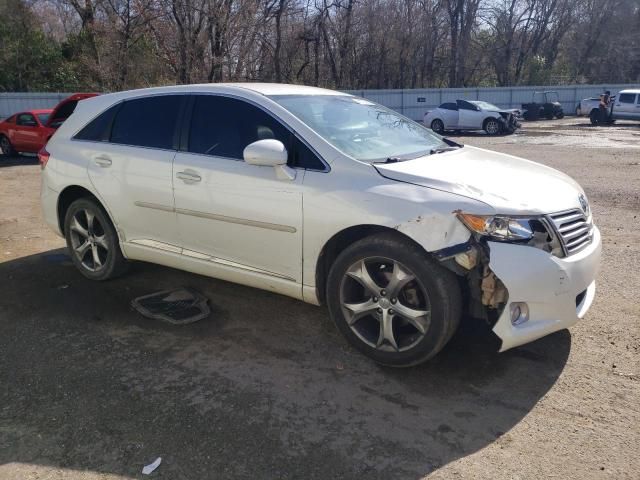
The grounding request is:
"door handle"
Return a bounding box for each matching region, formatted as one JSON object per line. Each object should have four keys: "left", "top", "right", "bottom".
{"left": 176, "top": 171, "right": 201, "bottom": 183}
{"left": 93, "top": 155, "right": 112, "bottom": 167}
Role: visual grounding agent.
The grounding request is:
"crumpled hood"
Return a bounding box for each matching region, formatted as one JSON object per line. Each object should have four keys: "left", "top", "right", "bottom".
{"left": 375, "top": 145, "right": 586, "bottom": 215}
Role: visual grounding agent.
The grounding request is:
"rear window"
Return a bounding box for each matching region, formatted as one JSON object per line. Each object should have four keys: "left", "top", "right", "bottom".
{"left": 74, "top": 104, "right": 120, "bottom": 142}
{"left": 618, "top": 93, "right": 637, "bottom": 104}
{"left": 111, "top": 95, "right": 183, "bottom": 149}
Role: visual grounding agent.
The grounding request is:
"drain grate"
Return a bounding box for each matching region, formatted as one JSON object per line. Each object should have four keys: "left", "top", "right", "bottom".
{"left": 131, "top": 287, "right": 210, "bottom": 325}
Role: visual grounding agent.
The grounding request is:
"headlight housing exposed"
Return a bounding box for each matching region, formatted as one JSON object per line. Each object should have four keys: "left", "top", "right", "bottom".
{"left": 457, "top": 213, "right": 537, "bottom": 241}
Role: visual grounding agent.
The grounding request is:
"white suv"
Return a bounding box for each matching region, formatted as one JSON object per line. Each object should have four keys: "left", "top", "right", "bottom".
{"left": 40, "top": 83, "right": 601, "bottom": 366}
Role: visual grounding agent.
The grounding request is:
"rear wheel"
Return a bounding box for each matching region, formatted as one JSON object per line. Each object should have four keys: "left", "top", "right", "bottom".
{"left": 64, "top": 198, "right": 128, "bottom": 281}
{"left": 430, "top": 119, "right": 444, "bottom": 134}
{"left": 326, "top": 233, "right": 462, "bottom": 367}
{"left": 484, "top": 118, "right": 501, "bottom": 135}
{"left": 0, "top": 135, "right": 15, "bottom": 156}
{"left": 589, "top": 109, "right": 600, "bottom": 125}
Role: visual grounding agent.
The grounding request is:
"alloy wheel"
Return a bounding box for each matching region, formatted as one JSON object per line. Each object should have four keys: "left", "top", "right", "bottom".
{"left": 486, "top": 120, "right": 500, "bottom": 135}
{"left": 339, "top": 257, "right": 431, "bottom": 352}
{"left": 0, "top": 137, "right": 10, "bottom": 155}
{"left": 68, "top": 208, "right": 109, "bottom": 272}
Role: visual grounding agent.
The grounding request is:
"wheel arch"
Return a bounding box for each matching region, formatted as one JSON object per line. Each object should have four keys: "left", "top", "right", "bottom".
{"left": 314, "top": 224, "right": 430, "bottom": 305}
{"left": 57, "top": 185, "right": 116, "bottom": 236}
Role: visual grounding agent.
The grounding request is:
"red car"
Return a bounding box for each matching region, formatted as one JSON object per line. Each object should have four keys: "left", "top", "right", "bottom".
{"left": 0, "top": 93, "right": 98, "bottom": 156}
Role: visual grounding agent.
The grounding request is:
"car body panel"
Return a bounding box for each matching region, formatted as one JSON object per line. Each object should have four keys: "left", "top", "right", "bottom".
{"left": 489, "top": 226, "right": 601, "bottom": 351}
{"left": 375, "top": 145, "right": 585, "bottom": 215}
{"left": 41, "top": 83, "right": 600, "bottom": 353}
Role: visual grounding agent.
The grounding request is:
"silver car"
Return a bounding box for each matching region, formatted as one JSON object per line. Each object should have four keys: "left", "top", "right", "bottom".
{"left": 424, "top": 99, "right": 521, "bottom": 135}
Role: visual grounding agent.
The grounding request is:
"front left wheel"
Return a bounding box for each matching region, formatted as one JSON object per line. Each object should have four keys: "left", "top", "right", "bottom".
{"left": 64, "top": 197, "right": 128, "bottom": 281}
{"left": 326, "top": 233, "right": 462, "bottom": 367}
{"left": 484, "top": 118, "right": 501, "bottom": 135}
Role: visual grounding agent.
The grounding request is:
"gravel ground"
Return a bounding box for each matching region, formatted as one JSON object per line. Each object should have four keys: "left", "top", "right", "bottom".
{"left": 0, "top": 117, "right": 638, "bottom": 479}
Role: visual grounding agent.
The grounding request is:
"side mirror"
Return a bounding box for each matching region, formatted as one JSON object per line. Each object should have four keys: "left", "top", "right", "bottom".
{"left": 243, "top": 139, "right": 287, "bottom": 167}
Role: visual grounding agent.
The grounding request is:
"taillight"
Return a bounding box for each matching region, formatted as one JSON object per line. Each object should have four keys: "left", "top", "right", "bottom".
{"left": 38, "top": 147, "right": 50, "bottom": 170}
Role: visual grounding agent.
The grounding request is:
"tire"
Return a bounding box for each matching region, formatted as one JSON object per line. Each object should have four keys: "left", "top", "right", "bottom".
{"left": 430, "top": 119, "right": 444, "bottom": 134}
{"left": 64, "top": 197, "right": 128, "bottom": 281}
{"left": 589, "top": 109, "right": 600, "bottom": 125}
{"left": 0, "top": 135, "right": 15, "bottom": 156}
{"left": 326, "top": 232, "right": 462, "bottom": 367}
{"left": 483, "top": 118, "right": 500, "bottom": 135}
{"left": 556, "top": 111, "right": 564, "bottom": 119}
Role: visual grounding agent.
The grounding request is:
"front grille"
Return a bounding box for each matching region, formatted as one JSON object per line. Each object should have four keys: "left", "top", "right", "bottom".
{"left": 546, "top": 209, "right": 594, "bottom": 256}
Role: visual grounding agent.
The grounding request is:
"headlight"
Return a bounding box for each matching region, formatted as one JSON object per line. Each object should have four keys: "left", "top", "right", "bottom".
{"left": 457, "top": 213, "right": 535, "bottom": 241}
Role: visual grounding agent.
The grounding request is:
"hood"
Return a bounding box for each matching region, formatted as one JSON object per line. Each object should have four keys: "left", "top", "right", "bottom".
{"left": 375, "top": 145, "right": 586, "bottom": 215}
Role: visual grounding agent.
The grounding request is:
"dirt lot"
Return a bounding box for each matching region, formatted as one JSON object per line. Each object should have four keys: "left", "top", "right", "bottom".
{"left": 0, "top": 117, "right": 638, "bottom": 479}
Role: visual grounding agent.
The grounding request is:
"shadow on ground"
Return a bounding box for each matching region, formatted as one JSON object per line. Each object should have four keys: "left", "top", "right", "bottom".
{"left": 0, "top": 154, "right": 38, "bottom": 168}
{"left": 0, "top": 249, "right": 571, "bottom": 479}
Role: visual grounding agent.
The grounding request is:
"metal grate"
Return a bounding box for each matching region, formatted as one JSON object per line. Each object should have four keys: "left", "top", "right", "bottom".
{"left": 546, "top": 209, "right": 593, "bottom": 256}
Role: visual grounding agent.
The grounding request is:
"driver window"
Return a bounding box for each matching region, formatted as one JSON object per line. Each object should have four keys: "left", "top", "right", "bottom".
{"left": 188, "top": 95, "right": 290, "bottom": 160}
{"left": 17, "top": 113, "right": 37, "bottom": 126}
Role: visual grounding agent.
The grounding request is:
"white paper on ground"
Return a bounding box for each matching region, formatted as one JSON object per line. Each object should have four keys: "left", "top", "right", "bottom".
{"left": 142, "top": 457, "right": 162, "bottom": 475}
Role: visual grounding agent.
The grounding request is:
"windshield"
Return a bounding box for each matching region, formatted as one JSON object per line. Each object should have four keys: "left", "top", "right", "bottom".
{"left": 269, "top": 95, "right": 446, "bottom": 162}
{"left": 470, "top": 101, "right": 500, "bottom": 111}
{"left": 37, "top": 113, "right": 50, "bottom": 124}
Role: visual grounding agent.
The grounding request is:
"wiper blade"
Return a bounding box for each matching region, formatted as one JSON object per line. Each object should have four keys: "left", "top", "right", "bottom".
{"left": 430, "top": 147, "right": 459, "bottom": 154}
{"left": 375, "top": 157, "right": 401, "bottom": 164}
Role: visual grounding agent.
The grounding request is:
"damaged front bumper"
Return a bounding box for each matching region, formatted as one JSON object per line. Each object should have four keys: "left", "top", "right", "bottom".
{"left": 488, "top": 226, "right": 601, "bottom": 351}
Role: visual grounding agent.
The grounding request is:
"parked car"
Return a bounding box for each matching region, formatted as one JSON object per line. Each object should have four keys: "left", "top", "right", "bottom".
{"left": 424, "top": 99, "right": 521, "bottom": 135}
{"left": 589, "top": 89, "right": 640, "bottom": 125}
{"left": 0, "top": 93, "right": 97, "bottom": 156}
{"left": 0, "top": 109, "right": 53, "bottom": 155}
{"left": 41, "top": 84, "right": 601, "bottom": 367}
{"left": 575, "top": 97, "right": 603, "bottom": 116}
{"left": 522, "top": 91, "right": 564, "bottom": 120}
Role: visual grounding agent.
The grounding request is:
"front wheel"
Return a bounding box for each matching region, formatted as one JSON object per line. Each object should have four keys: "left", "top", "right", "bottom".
{"left": 326, "top": 233, "right": 462, "bottom": 367}
{"left": 484, "top": 118, "right": 501, "bottom": 135}
{"left": 430, "top": 119, "right": 445, "bottom": 134}
{"left": 64, "top": 197, "right": 128, "bottom": 281}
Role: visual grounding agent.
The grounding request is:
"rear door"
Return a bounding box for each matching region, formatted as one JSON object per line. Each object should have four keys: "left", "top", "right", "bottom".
{"left": 439, "top": 103, "right": 459, "bottom": 128}
{"left": 613, "top": 92, "right": 637, "bottom": 119}
{"left": 85, "top": 94, "right": 185, "bottom": 247}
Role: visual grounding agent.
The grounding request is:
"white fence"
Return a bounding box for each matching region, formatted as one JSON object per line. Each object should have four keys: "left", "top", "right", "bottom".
{"left": 347, "top": 84, "right": 638, "bottom": 121}
{"left": 0, "top": 92, "right": 71, "bottom": 119}
{"left": 2, "top": 84, "right": 638, "bottom": 121}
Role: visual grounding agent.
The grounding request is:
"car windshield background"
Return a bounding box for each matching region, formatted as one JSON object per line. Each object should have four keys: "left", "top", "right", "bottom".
{"left": 37, "top": 113, "right": 50, "bottom": 124}
{"left": 471, "top": 101, "right": 500, "bottom": 111}
{"left": 111, "top": 95, "right": 182, "bottom": 149}
{"left": 270, "top": 95, "right": 444, "bottom": 162}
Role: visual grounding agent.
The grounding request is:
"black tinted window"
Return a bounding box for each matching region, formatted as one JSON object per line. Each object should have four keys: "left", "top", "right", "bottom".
{"left": 75, "top": 104, "right": 119, "bottom": 142}
{"left": 111, "top": 95, "right": 183, "bottom": 149}
{"left": 440, "top": 103, "right": 457, "bottom": 110}
{"left": 457, "top": 100, "right": 476, "bottom": 110}
{"left": 17, "top": 113, "right": 37, "bottom": 126}
{"left": 291, "top": 137, "right": 325, "bottom": 170}
{"left": 618, "top": 93, "right": 637, "bottom": 104}
{"left": 189, "top": 96, "right": 289, "bottom": 159}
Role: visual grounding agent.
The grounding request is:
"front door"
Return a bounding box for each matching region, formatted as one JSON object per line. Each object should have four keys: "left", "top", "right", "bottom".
{"left": 172, "top": 95, "right": 304, "bottom": 283}
{"left": 14, "top": 113, "right": 40, "bottom": 151}
{"left": 457, "top": 100, "right": 484, "bottom": 128}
